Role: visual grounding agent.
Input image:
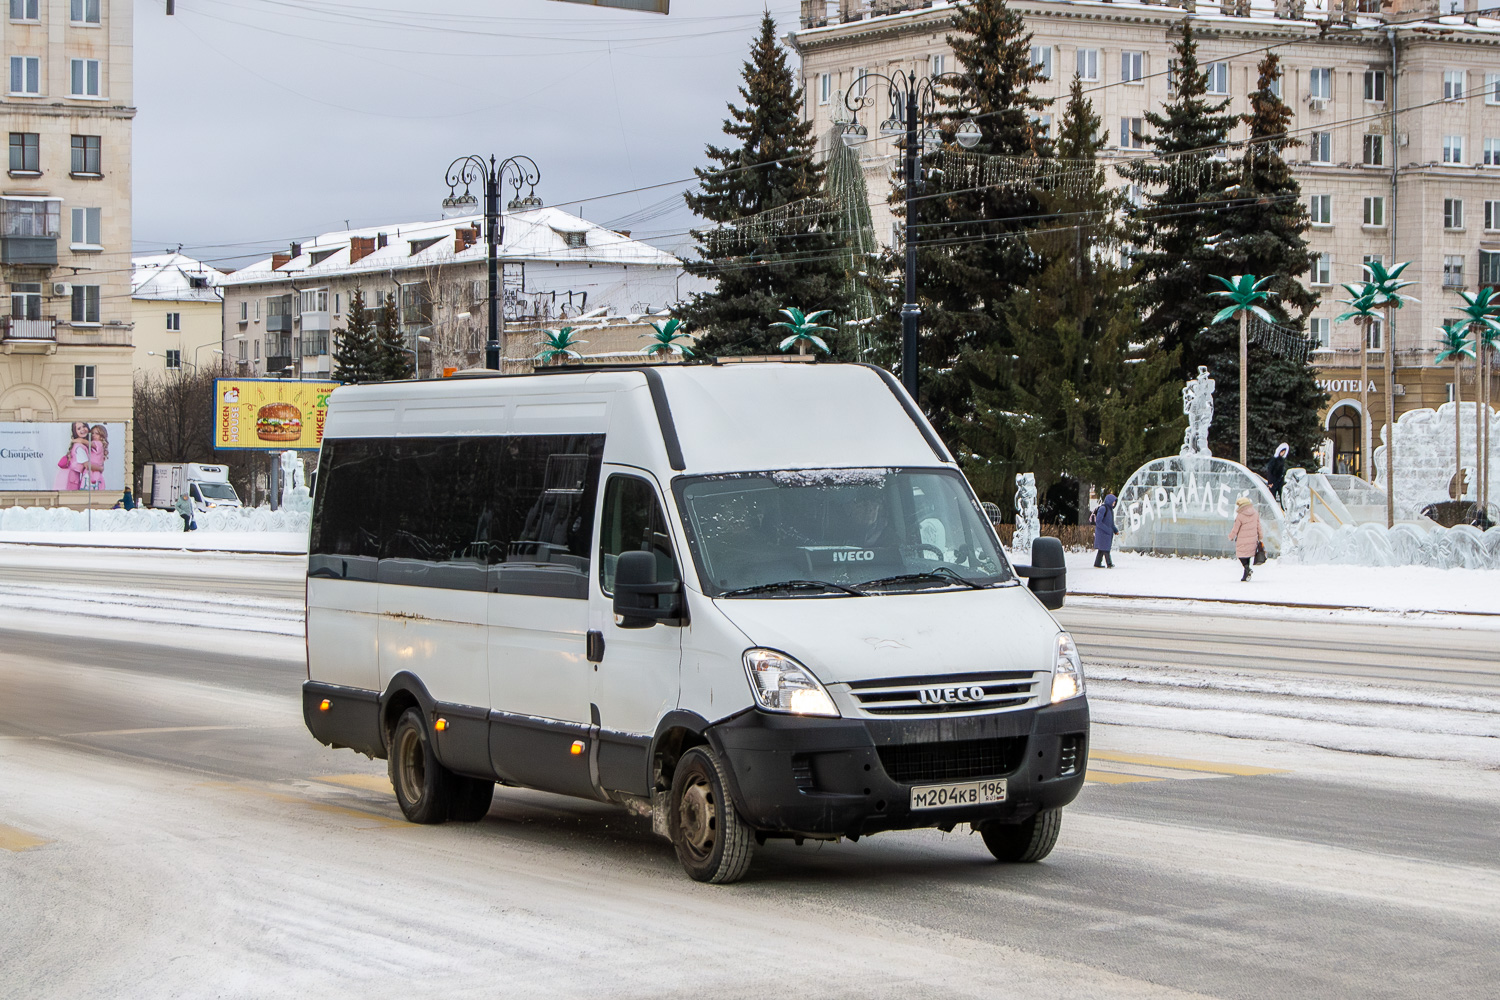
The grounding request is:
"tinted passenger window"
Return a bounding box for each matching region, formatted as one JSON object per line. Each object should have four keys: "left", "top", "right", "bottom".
{"left": 379, "top": 437, "right": 490, "bottom": 591}
{"left": 309, "top": 438, "right": 383, "bottom": 581}
{"left": 485, "top": 435, "right": 604, "bottom": 599}
{"left": 599, "top": 475, "right": 679, "bottom": 595}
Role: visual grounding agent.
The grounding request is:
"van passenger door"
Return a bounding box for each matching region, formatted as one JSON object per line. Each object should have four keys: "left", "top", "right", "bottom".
{"left": 590, "top": 470, "right": 683, "bottom": 795}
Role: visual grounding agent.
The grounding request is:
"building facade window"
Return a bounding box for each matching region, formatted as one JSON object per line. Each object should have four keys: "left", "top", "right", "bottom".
{"left": 1444, "top": 254, "right": 1465, "bottom": 288}
{"left": 1480, "top": 250, "right": 1500, "bottom": 286}
{"left": 70, "top": 134, "right": 101, "bottom": 174}
{"left": 69, "top": 58, "right": 100, "bottom": 98}
{"left": 165, "top": 349, "right": 181, "bottom": 369}
{"left": 1309, "top": 194, "right": 1332, "bottom": 225}
{"left": 70, "top": 284, "right": 100, "bottom": 323}
{"left": 1206, "top": 61, "right": 1229, "bottom": 95}
{"left": 1363, "top": 196, "right": 1385, "bottom": 227}
{"left": 1120, "top": 117, "right": 1144, "bottom": 149}
{"left": 237, "top": 338, "right": 248, "bottom": 361}
{"left": 239, "top": 300, "right": 248, "bottom": 321}
{"left": 1362, "top": 134, "right": 1383, "bottom": 166}
{"left": 70, "top": 206, "right": 100, "bottom": 246}
{"left": 1310, "top": 317, "right": 1331, "bottom": 349}
{"left": 1486, "top": 200, "right": 1500, "bottom": 230}
{"left": 1309, "top": 131, "right": 1332, "bottom": 162}
{"left": 11, "top": 282, "right": 41, "bottom": 319}
{"left": 1362, "top": 254, "right": 1383, "bottom": 281}
{"left": 1121, "top": 51, "right": 1143, "bottom": 84}
{"left": 1443, "top": 135, "right": 1464, "bottom": 163}
{"left": 1367, "top": 316, "right": 1384, "bottom": 350}
{"left": 1364, "top": 70, "right": 1386, "bottom": 102}
{"left": 74, "top": 364, "right": 95, "bottom": 398}
{"left": 931, "top": 55, "right": 945, "bottom": 77}
{"left": 166, "top": 311, "right": 181, "bottom": 331}
{"left": 818, "top": 73, "right": 829, "bottom": 105}
{"left": 1445, "top": 198, "right": 1464, "bottom": 229}
{"left": 70, "top": 0, "right": 100, "bottom": 23}
{"left": 1311, "top": 252, "right": 1332, "bottom": 285}
{"left": 1267, "top": 73, "right": 1282, "bottom": 99}
{"left": 1443, "top": 70, "right": 1466, "bottom": 101}
{"left": 10, "top": 0, "right": 39, "bottom": 20}
{"left": 8, "top": 131, "right": 38, "bottom": 172}
{"left": 1486, "top": 138, "right": 1500, "bottom": 166}
{"left": 1309, "top": 68, "right": 1332, "bottom": 101}
{"left": 1029, "top": 45, "right": 1051, "bottom": 81}
{"left": 1076, "top": 48, "right": 1098, "bottom": 82}
{"left": 1487, "top": 73, "right": 1500, "bottom": 106}
{"left": 3, "top": 198, "right": 59, "bottom": 237}
{"left": 9, "top": 56, "right": 40, "bottom": 95}
{"left": 853, "top": 67, "right": 867, "bottom": 97}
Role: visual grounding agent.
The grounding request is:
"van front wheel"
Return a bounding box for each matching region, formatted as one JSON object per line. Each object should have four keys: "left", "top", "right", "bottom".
{"left": 390, "top": 708, "right": 452, "bottom": 824}
{"left": 670, "top": 746, "right": 754, "bottom": 884}
{"left": 979, "top": 809, "right": 1061, "bottom": 863}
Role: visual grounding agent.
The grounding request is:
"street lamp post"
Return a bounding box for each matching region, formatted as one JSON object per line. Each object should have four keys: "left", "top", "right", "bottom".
{"left": 840, "top": 71, "right": 979, "bottom": 400}
{"left": 399, "top": 335, "right": 432, "bottom": 378}
{"left": 444, "top": 154, "right": 542, "bottom": 370}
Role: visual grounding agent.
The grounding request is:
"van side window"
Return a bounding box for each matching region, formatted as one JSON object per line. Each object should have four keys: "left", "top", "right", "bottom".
{"left": 379, "top": 438, "right": 491, "bottom": 591}
{"left": 309, "top": 438, "right": 383, "bottom": 581}
{"left": 599, "top": 475, "right": 679, "bottom": 595}
{"left": 485, "top": 435, "right": 604, "bottom": 599}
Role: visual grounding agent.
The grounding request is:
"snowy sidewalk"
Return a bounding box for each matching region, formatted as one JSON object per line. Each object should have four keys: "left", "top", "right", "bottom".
{"left": 0, "top": 530, "right": 308, "bottom": 554}
{"left": 1065, "top": 550, "right": 1500, "bottom": 616}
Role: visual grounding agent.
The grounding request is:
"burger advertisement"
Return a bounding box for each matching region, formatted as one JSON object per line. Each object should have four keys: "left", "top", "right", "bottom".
{"left": 213, "top": 379, "right": 338, "bottom": 451}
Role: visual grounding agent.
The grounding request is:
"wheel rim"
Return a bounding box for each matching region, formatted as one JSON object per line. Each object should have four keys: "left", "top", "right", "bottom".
{"left": 677, "top": 772, "right": 717, "bottom": 862}
{"left": 396, "top": 726, "right": 425, "bottom": 806}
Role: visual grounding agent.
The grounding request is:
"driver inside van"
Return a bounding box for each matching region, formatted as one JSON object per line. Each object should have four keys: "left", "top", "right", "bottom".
{"left": 845, "top": 489, "right": 898, "bottom": 548}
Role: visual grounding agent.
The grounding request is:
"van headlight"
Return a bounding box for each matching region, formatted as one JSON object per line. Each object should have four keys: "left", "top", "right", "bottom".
{"left": 1050, "top": 632, "right": 1085, "bottom": 703}
{"left": 742, "top": 648, "right": 840, "bottom": 718}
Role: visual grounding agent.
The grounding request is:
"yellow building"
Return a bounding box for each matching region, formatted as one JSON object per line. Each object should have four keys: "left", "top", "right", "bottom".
{"left": 132, "top": 253, "right": 224, "bottom": 376}
{"left": 0, "top": 0, "right": 134, "bottom": 508}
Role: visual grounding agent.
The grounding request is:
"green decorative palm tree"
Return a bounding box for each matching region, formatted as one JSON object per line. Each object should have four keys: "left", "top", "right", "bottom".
{"left": 640, "top": 317, "right": 695, "bottom": 358}
{"left": 1210, "top": 274, "right": 1276, "bottom": 467}
{"left": 1455, "top": 288, "right": 1500, "bottom": 511}
{"left": 770, "top": 307, "right": 835, "bottom": 356}
{"left": 1437, "top": 320, "right": 1476, "bottom": 500}
{"left": 1336, "top": 284, "right": 1381, "bottom": 484}
{"left": 535, "top": 326, "right": 586, "bottom": 366}
{"left": 1365, "top": 261, "right": 1416, "bottom": 526}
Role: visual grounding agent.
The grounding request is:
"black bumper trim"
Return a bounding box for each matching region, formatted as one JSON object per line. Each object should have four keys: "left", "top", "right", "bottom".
{"left": 303, "top": 681, "right": 383, "bottom": 759}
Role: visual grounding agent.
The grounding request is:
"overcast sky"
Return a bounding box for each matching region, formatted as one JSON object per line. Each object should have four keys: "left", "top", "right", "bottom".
{"left": 132, "top": 0, "right": 803, "bottom": 271}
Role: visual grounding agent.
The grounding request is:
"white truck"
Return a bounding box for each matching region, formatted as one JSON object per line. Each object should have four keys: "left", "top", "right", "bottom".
{"left": 142, "top": 462, "right": 242, "bottom": 511}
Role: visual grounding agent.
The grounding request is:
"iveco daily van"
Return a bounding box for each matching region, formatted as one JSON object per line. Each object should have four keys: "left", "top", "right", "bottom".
{"left": 303, "top": 362, "right": 1087, "bottom": 883}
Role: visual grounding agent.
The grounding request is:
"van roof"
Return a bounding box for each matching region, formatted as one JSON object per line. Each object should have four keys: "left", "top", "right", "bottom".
{"left": 324, "top": 362, "right": 953, "bottom": 476}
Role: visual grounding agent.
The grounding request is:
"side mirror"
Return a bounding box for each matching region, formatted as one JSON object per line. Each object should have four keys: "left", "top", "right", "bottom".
{"left": 1014, "top": 536, "right": 1066, "bottom": 610}
{"left": 611, "top": 550, "right": 686, "bottom": 629}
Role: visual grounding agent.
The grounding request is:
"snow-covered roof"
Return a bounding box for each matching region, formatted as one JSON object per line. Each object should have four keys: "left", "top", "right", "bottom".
{"left": 131, "top": 253, "right": 226, "bottom": 303}
{"left": 219, "top": 207, "right": 680, "bottom": 289}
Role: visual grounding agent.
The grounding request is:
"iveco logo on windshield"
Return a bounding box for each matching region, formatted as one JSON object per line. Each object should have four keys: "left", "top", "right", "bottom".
{"left": 919, "top": 685, "right": 987, "bottom": 705}
{"left": 832, "top": 550, "right": 875, "bottom": 562}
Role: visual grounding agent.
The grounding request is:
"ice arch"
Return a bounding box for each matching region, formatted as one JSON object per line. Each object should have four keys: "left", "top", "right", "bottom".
{"left": 1116, "top": 455, "right": 1286, "bottom": 558}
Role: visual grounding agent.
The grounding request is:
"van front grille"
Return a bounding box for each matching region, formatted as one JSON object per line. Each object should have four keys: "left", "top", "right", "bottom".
{"left": 877, "top": 737, "right": 1028, "bottom": 784}
{"left": 846, "top": 671, "right": 1045, "bottom": 716}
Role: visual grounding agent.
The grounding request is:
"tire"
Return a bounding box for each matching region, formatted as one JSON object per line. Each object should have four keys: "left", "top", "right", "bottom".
{"left": 389, "top": 707, "right": 453, "bottom": 824}
{"left": 448, "top": 775, "right": 495, "bottom": 823}
{"left": 980, "top": 809, "right": 1062, "bottom": 863}
{"left": 669, "top": 746, "right": 755, "bottom": 884}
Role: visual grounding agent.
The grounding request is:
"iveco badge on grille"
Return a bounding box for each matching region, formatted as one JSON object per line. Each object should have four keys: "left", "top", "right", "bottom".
{"left": 919, "top": 685, "right": 987, "bottom": 705}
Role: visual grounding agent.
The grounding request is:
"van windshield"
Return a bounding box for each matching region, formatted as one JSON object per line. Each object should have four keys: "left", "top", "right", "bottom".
{"left": 675, "top": 468, "right": 1014, "bottom": 597}
{"left": 195, "top": 482, "right": 238, "bottom": 501}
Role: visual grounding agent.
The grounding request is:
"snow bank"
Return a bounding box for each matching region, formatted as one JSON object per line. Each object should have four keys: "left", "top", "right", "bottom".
{"left": 0, "top": 505, "right": 308, "bottom": 535}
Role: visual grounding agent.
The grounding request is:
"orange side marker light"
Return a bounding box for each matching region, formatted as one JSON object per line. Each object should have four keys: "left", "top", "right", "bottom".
{"left": 318, "top": 699, "right": 331, "bottom": 711}
{"left": 435, "top": 718, "right": 448, "bottom": 732}
{"left": 570, "top": 740, "right": 585, "bottom": 756}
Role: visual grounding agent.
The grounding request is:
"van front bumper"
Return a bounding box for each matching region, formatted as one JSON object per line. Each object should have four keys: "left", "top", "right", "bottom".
{"left": 706, "top": 698, "right": 1089, "bottom": 839}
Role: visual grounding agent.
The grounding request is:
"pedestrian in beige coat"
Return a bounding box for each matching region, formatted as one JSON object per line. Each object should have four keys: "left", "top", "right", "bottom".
{"left": 1228, "top": 496, "right": 1263, "bottom": 582}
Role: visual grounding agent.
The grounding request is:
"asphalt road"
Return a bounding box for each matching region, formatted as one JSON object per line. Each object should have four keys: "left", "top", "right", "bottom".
{"left": 2, "top": 613, "right": 1497, "bottom": 999}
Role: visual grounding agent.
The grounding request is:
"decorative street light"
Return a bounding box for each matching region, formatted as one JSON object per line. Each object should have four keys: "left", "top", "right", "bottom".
{"left": 841, "top": 71, "right": 979, "bottom": 400}
{"left": 444, "top": 154, "right": 542, "bottom": 370}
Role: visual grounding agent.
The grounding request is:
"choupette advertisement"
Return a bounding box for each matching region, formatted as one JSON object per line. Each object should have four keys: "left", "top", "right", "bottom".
{"left": 0, "top": 421, "right": 127, "bottom": 492}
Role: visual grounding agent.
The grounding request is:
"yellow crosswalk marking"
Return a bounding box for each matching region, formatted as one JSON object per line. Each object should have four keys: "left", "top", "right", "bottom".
{"left": 315, "top": 773, "right": 393, "bottom": 795}
{"left": 0, "top": 823, "right": 48, "bottom": 852}
{"left": 1084, "top": 771, "right": 1161, "bottom": 785}
{"left": 1089, "top": 750, "right": 1288, "bottom": 777}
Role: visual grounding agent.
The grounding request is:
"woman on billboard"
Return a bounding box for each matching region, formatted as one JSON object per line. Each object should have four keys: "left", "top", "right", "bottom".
{"left": 87, "top": 425, "right": 110, "bottom": 490}
{"left": 53, "top": 421, "right": 91, "bottom": 491}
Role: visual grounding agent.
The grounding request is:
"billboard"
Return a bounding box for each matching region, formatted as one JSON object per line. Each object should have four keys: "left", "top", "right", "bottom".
{"left": 213, "top": 378, "right": 339, "bottom": 451}
{"left": 0, "top": 421, "right": 128, "bottom": 492}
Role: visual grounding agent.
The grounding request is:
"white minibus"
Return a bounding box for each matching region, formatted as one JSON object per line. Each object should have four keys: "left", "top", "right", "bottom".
{"left": 303, "top": 362, "right": 1086, "bottom": 883}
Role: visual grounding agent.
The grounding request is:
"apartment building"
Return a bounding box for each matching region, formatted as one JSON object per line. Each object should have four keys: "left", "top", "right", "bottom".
{"left": 131, "top": 252, "right": 224, "bottom": 375}
{"left": 0, "top": 0, "right": 133, "bottom": 506}
{"left": 791, "top": 0, "right": 1500, "bottom": 477}
{"left": 218, "top": 206, "right": 686, "bottom": 379}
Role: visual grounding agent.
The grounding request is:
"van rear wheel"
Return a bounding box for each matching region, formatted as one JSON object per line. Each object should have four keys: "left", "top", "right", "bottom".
{"left": 389, "top": 708, "right": 452, "bottom": 824}
{"left": 670, "top": 746, "right": 754, "bottom": 884}
{"left": 448, "top": 776, "right": 495, "bottom": 823}
{"left": 979, "top": 809, "right": 1061, "bottom": 863}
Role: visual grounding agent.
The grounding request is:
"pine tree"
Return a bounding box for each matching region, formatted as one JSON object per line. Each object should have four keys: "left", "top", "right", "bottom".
{"left": 372, "top": 291, "right": 412, "bottom": 380}
{"left": 332, "top": 289, "right": 379, "bottom": 384}
{"left": 985, "top": 78, "right": 1181, "bottom": 509}
{"left": 907, "top": 0, "right": 1052, "bottom": 496}
{"left": 1201, "top": 51, "right": 1328, "bottom": 464}
{"left": 680, "top": 12, "right": 848, "bottom": 357}
{"left": 1118, "top": 19, "right": 1239, "bottom": 370}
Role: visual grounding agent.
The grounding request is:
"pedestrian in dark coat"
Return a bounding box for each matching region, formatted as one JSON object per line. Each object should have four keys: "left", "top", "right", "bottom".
{"left": 120, "top": 488, "right": 135, "bottom": 511}
{"left": 1263, "top": 443, "right": 1289, "bottom": 501}
{"left": 1092, "top": 493, "right": 1120, "bottom": 568}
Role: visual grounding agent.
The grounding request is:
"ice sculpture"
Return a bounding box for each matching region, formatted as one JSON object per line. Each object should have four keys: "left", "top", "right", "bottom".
{"left": 1117, "top": 455, "right": 1286, "bottom": 558}
{"left": 1284, "top": 519, "right": 1500, "bottom": 569}
{"left": 1013, "top": 472, "right": 1040, "bottom": 556}
{"left": 1316, "top": 438, "right": 1333, "bottom": 474}
{"left": 1282, "top": 468, "right": 1311, "bottom": 538}
{"left": 1180, "top": 366, "right": 1216, "bottom": 457}
{"left": 1372, "top": 402, "right": 1499, "bottom": 515}
{"left": 279, "top": 450, "right": 313, "bottom": 514}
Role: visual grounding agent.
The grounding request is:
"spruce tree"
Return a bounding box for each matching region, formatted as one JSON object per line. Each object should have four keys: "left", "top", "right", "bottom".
{"left": 988, "top": 78, "right": 1182, "bottom": 509}
{"left": 680, "top": 12, "right": 848, "bottom": 357}
{"left": 1118, "top": 19, "right": 1239, "bottom": 371}
{"left": 906, "top": 0, "right": 1051, "bottom": 499}
{"left": 332, "top": 288, "right": 379, "bottom": 384}
{"left": 372, "top": 292, "right": 413, "bottom": 380}
{"left": 1202, "top": 51, "right": 1328, "bottom": 464}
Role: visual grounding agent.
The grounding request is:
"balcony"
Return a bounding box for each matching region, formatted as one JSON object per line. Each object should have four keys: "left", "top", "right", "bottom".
{"left": 266, "top": 313, "right": 294, "bottom": 333}
{"left": 1, "top": 316, "right": 56, "bottom": 352}
{"left": 1, "top": 235, "right": 57, "bottom": 265}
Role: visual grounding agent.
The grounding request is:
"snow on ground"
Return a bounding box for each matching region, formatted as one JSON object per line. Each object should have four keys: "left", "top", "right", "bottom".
{"left": 1066, "top": 549, "right": 1500, "bottom": 615}
{"left": 0, "top": 531, "right": 307, "bottom": 553}
{"left": 0, "top": 582, "right": 303, "bottom": 637}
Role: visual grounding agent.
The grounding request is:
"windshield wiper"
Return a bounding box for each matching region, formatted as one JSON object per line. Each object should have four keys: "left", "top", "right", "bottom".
{"left": 858, "top": 567, "right": 989, "bottom": 591}
{"left": 718, "top": 579, "right": 867, "bottom": 598}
